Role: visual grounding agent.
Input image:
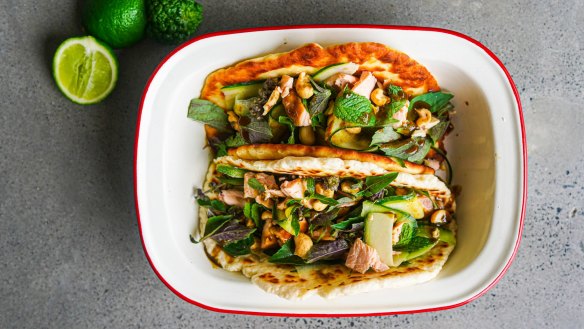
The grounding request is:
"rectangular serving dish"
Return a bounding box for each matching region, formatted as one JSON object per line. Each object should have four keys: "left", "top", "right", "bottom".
{"left": 134, "top": 25, "right": 526, "bottom": 316}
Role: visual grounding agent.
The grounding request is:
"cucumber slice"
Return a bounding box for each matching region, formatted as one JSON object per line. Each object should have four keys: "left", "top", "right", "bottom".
{"left": 361, "top": 197, "right": 425, "bottom": 219}
{"left": 417, "top": 224, "right": 456, "bottom": 245}
{"left": 393, "top": 237, "right": 438, "bottom": 266}
{"left": 326, "top": 114, "right": 371, "bottom": 150}
{"left": 364, "top": 212, "right": 395, "bottom": 266}
{"left": 233, "top": 97, "right": 258, "bottom": 116}
{"left": 312, "top": 62, "right": 359, "bottom": 82}
{"left": 221, "top": 81, "right": 264, "bottom": 109}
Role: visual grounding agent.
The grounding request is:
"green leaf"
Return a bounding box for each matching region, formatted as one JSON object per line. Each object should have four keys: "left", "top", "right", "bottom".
{"left": 427, "top": 120, "right": 449, "bottom": 143}
{"left": 251, "top": 203, "right": 262, "bottom": 228}
{"left": 204, "top": 215, "right": 233, "bottom": 236}
{"left": 215, "top": 142, "right": 227, "bottom": 157}
{"left": 311, "top": 112, "right": 326, "bottom": 128}
{"left": 370, "top": 126, "right": 401, "bottom": 147}
{"left": 187, "top": 99, "right": 232, "bottom": 132}
{"left": 387, "top": 84, "right": 406, "bottom": 100}
{"left": 389, "top": 100, "right": 407, "bottom": 116}
{"left": 393, "top": 223, "right": 415, "bottom": 248}
{"left": 278, "top": 116, "right": 296, "bottom": 144}
{"left": 331, "top": 217, "right": 363, "bottom": 231}
{"left": 247, "top": 178, "right": 265, "bottom": 192}
{"left": 356, "top": 173, "right": 398, "bottom": 197}
{"left": 216, "top": 164, "right": 247, "bottom": 178}
{"left": 305, "top": 177, "right": 315, "bottom": 196}
{"left": 222, "top": 235, "right": 255, "bottom": 256}
{"left": 291, "top": 216, "right": 300, "bottom": 236}
{"left": 196, "top": 196, "right": 227, "bottom": 213}
{"left": 225, "top": 133, "right": 247, "bottom": 148}
{"left": 217, "top": 176, "right": 244, "bottom": 186}
{"left": 311, "top": 193, "right": 339, "bottom": 206}
{"left": 409, "top": 92, "right": 454, "bottom": 114}
{"left": 406, "top": 137, "right": 432, "bottom": 163}
{"left": 243, "top": 202, "right": 252, "bottom": 218}
{"left": 190, "top": 215, "right": 233, "bottom": 244}
{"left": 333, "top": 89, "right": 375, "bottom": 125}
{"left": 308, "top": 80, "right": 332, "bottom": 115}
{"left": 240, "top": 118, "right": 273, "bottom": 144}
{"left": 391, "top": 156, "right": 406, "bottom": 168}
{"left": 268, "top": 240, "right": 306, "bottom": 265}
{"left": 393, "top": 236, "right": 435, "bottom": 252}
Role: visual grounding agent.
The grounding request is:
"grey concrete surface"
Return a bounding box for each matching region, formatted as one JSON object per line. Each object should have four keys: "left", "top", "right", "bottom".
{"left": 1, "top": 0, "right": 583, "bottom": 328}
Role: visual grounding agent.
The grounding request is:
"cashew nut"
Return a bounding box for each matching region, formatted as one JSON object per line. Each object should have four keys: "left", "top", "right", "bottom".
{"left": 295, "top": 72, "right": 314, "bottom": 99}
{"left": 370, "top": 88, "right": 390, "bottom": 106}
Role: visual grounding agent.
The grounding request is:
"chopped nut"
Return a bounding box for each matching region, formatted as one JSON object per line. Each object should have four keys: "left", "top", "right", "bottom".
{"left": 294, "top": 233, "right": 313, "bottom": 258}
{"left": 295, "top": 72, "right": 314, "bottom": 99}
{"left": 345, "top": 127, "right": 362, "bottom": 134}
{"left": 370, "top": 88, "right": 390, "bottom": 106}
{"left": 311, "top": 200, "right": 327, "bottom": 212}
{"left": 227, "top": 111, "right": 240, "bottom": 131}
{"left": 261, "top": 211, "right": 272, "bottom": 220}
{"left": 315, "top": 183, "right": 334, "bottom": 198}
{"left": 341, "top": 180, "right": 361, "bottom": 195}
{"left": 430, "top": 210, "right": 448, "bottom": 224}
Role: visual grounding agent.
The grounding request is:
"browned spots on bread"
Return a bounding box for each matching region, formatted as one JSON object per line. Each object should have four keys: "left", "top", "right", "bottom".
{"left": 201, "top": 42, "right": 439, "bottom": 109}
{"left": 227, "top": 144, "right": 434, "bottom": 175}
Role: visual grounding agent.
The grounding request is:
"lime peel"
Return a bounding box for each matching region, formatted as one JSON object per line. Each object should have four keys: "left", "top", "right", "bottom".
{"left": 52, "top": 36, "right": 118, "bottom": 105}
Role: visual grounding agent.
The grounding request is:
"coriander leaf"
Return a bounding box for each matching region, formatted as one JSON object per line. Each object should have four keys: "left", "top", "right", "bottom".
{"left": 427, "top": 120, "right": 449, "bottom": 143}
{"left": 225, "top": 133, "right": 247, "bottom": 148}
{"left": 187, "top": 99, "right": 232, "bottom": 132}
{"left": 278, "top": 116, "right": 296, "bottom": 144}
{"left": 409, "top": 92, "right": 454, "bottom": 114}
{"left": 370, "top": 126, "right": 401, "bottom": 146}
{"left": 247, "top": 178, "right": 265, "bottom": 192}
{"left": 387, "top": 84, "right": 406, "bottom": 100}
{"left": 331, "top": 217, "right": 363, "bottom": 231}
{"left": 240, "top": 117, "right": 272, "bottom": 144}
{"left": 356, "top": 173, "right": 398, "bottom": 197}
{"left": 334, "top": 89, "right": 374, "bottom": 125}
{"left": 268, "top": 240, "right": 306, "bottom": 265}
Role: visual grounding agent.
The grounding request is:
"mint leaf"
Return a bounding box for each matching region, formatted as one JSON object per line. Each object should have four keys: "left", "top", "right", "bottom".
{"left": 380, "top": 138, "right": 432, "bottom": 163}
{"left": 247, "top": 178, "right": 265, "bottom": 192}
{"left": 240, "top": 118, "right": 272, "bottom": 144}
{"left": 190, "top": 214, "right": 233, "bottom": 244}
{"left": 370, "top": 126, "right": 401, "bottom": 146}
{"left": 356, "top": 173, "right": 398, "bottom": 197}
{"left": 222, "top": 235, "right": 255, "bottom": 256}
{"left": 409, "top": 92, "right": 453, "bottom": 114}
{"left": 334, "top": 89, "right": 374, "bottom": 125}
{"left": 393, "top": 236, "right": 435, "bottom": 252}
{"left": 216, "top": 164, "right": 247, "bottom": 178}
{"left": 187, "top": 99, "right": 232, "bottom": 132}
{"left": 305, "top": 177, "right": 315, "bottom": 196}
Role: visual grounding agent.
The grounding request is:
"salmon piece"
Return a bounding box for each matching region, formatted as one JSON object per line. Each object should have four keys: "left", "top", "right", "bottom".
{"left": 345, "top": 238, "right": 389, "bottom": 274}
{"left": 391, "top": 100, "right": 410, "bottom": 128}
{"left": 280, "top": 178, "right": 307, "bottom": 199}
{"left": 243, "top": 172, "right": 278, "bottom": 198}
{"left": 279, "top": 75, "right": 294, "bottom": 98}
{"left": 325, "top": 73, "right": 358, "bottom": 90}
{"left": 351, "top": 71, "right": 377, "bottom": 98}
{"left": 218, "top": 190, "right": 246, "bottom": 207}
{"left": 282, "top": 90, "right": 311, "bottom": 126}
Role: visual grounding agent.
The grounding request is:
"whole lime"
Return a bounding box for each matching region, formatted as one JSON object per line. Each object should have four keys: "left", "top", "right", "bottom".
{"left": 82, "top": 0, "right": 147, "bottom": 48}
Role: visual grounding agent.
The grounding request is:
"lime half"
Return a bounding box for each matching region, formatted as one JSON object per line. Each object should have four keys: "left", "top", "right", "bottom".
{"left": 52, "top": 36, "right": 118, "bottom": 105}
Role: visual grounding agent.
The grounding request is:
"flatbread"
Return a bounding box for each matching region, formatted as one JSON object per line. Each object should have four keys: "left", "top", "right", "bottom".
{"left": 199, "top": 163, "right": 456, "bottom": 299}
{"left": 226, "top": 144, "right": 434, "bottom": 175}
{"left": 200, "top": 42, "right": 440, "bottom": 109}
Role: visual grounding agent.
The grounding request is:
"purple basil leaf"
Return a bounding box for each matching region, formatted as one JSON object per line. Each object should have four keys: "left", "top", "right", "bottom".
{"left": 305, "top": 239, "right": 349, "bottom": 263}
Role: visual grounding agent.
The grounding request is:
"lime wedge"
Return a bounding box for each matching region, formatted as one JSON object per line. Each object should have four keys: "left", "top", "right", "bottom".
{"left": 52, "top": 36, "right": 118, "bottom": 104}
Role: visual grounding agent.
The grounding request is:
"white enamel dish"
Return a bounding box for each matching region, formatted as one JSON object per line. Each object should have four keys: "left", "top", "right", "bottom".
{"left": 134, "top": 25, "right": 526, "bottom": 316}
